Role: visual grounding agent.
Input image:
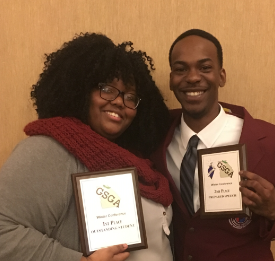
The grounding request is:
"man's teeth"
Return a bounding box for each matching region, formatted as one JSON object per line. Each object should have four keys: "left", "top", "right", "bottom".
{"left": 186, "top": 91, "right": 204, "bottom": 96}
{"left": 106, "top": 111, "right": 119, "bottom": 118}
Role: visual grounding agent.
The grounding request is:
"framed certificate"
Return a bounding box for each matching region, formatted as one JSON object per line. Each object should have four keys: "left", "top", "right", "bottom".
{"left": 197, "top": 144, "right": 251, "bottom": 218}
{"left": 71, "top": 167, "right": 147, "bottom": 256}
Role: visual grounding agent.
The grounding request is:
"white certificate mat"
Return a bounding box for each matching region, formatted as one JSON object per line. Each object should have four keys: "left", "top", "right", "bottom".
{"left": 201, "top": 150, "right": 242, "bottom": 212}
{"left": 72, "top": 167, "right": 147, "bottom": 256}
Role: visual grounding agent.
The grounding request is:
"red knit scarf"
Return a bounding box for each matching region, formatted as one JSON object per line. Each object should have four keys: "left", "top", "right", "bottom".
{"left": 24, "top": 117, "right": 173, "bottom": 207}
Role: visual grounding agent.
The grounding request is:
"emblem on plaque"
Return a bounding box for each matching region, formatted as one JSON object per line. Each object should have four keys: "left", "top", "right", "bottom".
{"left": 96, "top": 185, "right": 121, "bottom": 208}
{"left": 217, "top": 160, "right": 234, "bottom": 178}
{"left": 208, "top": 163, "right": 215, "bottom": 179}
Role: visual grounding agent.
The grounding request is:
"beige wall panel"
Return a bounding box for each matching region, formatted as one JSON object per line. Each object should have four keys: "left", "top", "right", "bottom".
{"left": 1, "top": 0, "right": 275, "bottom": 161}
{"left": 1, "top": 0, "right": 275, "bottom": 256}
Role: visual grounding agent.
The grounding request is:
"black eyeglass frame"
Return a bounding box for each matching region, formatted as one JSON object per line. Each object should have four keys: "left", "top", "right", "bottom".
{"left": 98, "top": 83, "right": 141, "bottom": 110}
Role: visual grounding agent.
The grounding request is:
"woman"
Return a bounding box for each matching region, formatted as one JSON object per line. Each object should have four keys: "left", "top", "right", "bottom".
{"left": 0, "top": 33, "right": 173, "bottom": 261}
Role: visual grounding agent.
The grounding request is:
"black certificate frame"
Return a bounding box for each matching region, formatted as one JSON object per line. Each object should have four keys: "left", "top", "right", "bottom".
{"left": 71, "top": 167, "right": 147, "bottom": 256}
{"left": 197, "top": 144, "right": 251, "bottom": 219}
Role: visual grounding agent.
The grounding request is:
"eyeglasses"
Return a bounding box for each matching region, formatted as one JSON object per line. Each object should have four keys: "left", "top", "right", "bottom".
{"left": 98, "top": 83, "right": 141, "bottom": 109}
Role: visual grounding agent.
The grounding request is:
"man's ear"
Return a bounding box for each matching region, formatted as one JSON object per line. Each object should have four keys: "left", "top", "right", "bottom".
{"left": 219, "top": 68, "right": 226, "bottom": 87}
{"left": 169, "top": 71, "right": 173, "bottom": 90}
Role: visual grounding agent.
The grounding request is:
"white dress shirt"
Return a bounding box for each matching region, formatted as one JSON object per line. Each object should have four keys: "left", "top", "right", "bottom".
{"left": 166, "top": 105, "right": 244, "bottom": 212}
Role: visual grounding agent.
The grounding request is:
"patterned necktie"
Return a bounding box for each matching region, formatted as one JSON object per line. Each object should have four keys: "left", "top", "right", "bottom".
{"left": 180, "top": 135, "right": 200, "bottom": 215}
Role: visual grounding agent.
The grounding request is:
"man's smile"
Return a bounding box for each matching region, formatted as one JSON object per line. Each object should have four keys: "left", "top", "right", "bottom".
{"left": 185, "top": 91, "right": 205, "bottom": 97}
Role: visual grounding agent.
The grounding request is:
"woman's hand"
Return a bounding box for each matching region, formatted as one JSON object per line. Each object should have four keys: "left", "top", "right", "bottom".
{"left": 80, "top": 244, "right": 129, "bottom": 261}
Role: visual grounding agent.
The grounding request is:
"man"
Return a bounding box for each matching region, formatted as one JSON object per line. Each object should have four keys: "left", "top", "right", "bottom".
{"left": 151, "top": 29, "right": 275, "bottom": 261}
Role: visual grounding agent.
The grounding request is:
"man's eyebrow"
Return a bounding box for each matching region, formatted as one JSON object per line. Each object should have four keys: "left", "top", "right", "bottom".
{"left": 172, "top": 58, "right": 213, "bottom": 66}
{"left": 198, "top": 58, "right": 212, "bottom": 63}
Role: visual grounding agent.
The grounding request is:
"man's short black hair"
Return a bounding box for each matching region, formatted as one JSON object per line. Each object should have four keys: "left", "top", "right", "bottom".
{"left": 169, "top": 29, "right": 223, "bottom": 68}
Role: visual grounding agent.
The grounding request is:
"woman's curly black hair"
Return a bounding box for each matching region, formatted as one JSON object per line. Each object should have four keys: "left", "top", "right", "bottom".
{"left": 31, "top": 32, "right": 170, "bottom": 157}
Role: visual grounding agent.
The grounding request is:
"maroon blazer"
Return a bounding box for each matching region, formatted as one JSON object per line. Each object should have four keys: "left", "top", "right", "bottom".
{"left": 151, "top": 102, "right": 275, "bottom": 261}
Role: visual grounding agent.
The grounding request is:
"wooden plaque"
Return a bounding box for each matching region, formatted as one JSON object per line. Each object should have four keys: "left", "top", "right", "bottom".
{"left": 71, "top": 167, "right": 147, "bottom": 256}
{"left": 198, "top": 144, "right": 251, "bottom": 218}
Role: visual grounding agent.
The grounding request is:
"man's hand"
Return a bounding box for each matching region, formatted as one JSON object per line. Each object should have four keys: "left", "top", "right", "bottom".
{"left": 81, "top": 244, "right": 129, "bottom": 261}
{"left": 239, "top": 170, "right": 275, "bottom": 220}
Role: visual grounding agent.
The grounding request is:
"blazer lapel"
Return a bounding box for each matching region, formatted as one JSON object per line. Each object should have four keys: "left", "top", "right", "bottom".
{"left": 239, "top": 108, "right": 265, "bottom": 171}
{"left": 220, "top": 102, "right": 266, "bottom": 172}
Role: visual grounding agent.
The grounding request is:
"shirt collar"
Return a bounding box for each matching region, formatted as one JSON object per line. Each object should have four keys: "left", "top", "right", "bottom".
{"left": 180, "top": 104, "right": 228, "bottom": 149}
